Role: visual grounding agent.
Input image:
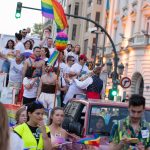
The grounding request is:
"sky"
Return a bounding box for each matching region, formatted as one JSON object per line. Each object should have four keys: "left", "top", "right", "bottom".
{"left": 0, "top": 0, "right": 43, "bottom": 35}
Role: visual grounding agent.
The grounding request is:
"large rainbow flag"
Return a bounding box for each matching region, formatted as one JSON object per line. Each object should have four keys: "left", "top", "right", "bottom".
{"left": 41, "top": 0, "right": 68, "bottom": 31}
{"left": 76, "top": 134, "right": 100, "bottom": 147}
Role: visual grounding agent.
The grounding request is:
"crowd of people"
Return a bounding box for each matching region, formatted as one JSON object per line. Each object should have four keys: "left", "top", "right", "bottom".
{"left": 0, "top": 27, "right": 103, "bottom": 110}
{"left": 0, "top": 28, "right": 150, "bottom": 150}
{"left": 0, "top": 27, "right": 103, "bottom": 150}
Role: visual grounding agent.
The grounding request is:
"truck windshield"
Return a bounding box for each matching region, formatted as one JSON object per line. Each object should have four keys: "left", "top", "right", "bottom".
{"left": 88, "top": 105, "right": 150, "bottom": 136}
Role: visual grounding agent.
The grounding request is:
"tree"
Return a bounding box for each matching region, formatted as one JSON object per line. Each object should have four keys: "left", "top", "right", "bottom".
{"left": 31, "top": 23, "right": 43, "bottom": 37}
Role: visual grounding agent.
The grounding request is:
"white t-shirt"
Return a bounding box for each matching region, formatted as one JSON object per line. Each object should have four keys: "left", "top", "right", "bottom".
{"left": 9, "top": 131, "right": 24, "bottom": 150}
{"left": 23, "top": 77, "right": 38, "bottom": 98}
{"left": 64, "top": 64, "right": 72, "bottom": 74}
{"left": 70, "top": 63, "right": 89, "bottom": 76}
{"left": 15, "top": 41, "right": 25, "bottom": 54}
{"left": 2, "top": 48, "right": 15, "bottom": 60}
{"left": 49, "top": 48, "right": 55, "bottom": 56}
{"left": 9, "top": 60, "right": 23, "bottom": 83}
{"left": 60, "top": 62, "right": 67, "bottom": 77}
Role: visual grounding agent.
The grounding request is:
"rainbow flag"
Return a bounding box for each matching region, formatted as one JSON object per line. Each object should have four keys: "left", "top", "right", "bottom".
{"left": 106, "top": 0, "right": 110, "bottom": 18}
{"left": 41, "top": 0, "right": 54, "bottom": 18}
{"left": 47, "top": 51, "right": 59, "bottom": 66}
{"left": 76, "top": 134, "right": 100, "bottom": 147}
{"left": 41, "top": 0, "right": 68, "bottom": 31}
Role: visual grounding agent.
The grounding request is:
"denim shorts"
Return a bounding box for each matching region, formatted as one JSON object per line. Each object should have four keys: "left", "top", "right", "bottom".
{"left": 2, "top": 60, "right": 10, "bottom": 73}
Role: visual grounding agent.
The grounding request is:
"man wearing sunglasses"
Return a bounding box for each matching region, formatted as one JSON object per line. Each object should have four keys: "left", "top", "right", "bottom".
{"left": 63, "top": 54, "right": 89, "bottom": 104}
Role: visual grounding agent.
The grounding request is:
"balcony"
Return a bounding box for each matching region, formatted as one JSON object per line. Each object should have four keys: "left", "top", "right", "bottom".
{"left": 128, "top": 35, "right": 150, "bottom": 46}
{"left": 105, "top": 43, "right": 122, "bottom": 55}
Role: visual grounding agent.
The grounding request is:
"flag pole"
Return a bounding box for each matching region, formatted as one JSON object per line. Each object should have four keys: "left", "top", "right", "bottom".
{"left": 53, "top": 53, "right": 60, "bottom": 108}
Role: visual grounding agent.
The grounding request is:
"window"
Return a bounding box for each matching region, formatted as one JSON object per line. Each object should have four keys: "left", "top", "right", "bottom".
{"left": 92, "top": 38, "right": 96, "bottom": 57}
{"left": 84, "top": 39, "right": 88, "bottom": 53}
{"left": 74, "top": 2, "right": 79, "bottom": 16}
{"left": 88, "top": 0, "right": 92, "bottom": 7}
{"left": 88, "top": 106, "right": 128, "bottom": 135}
{"left": 114, "top": 28, "right": 117, "bottom": 43}
{"left": 72, "top": 24, "right": 77, "bottom": 40}
{"left": 131, "top": 21, "right": 135, "bottom": 36}
{"left": 97, "top": 0, "right": 102, "bottom": 5}
{"left": 68, "top": 5, "right": 71, "bottom": 19}
{"left": 86, "top": 13, "right": 91, "bottom": 32}
{"left": 146, "top": 17, "right": 150, "bottom": 34}
{"left": 95, "top": 12, "right": 100, "bottom": 24}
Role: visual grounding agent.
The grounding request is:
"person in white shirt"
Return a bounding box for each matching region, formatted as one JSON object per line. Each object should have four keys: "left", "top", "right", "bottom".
{"left": 40, "top": 28, "right": 52, "bottom": 47}
{"left": 7, "top": 54, "right": 24, "bottom": 103}
{"left": 64, "top": 56, "right": 75, "bottom": 87}
{"left": 1, "top": 39, "right": 15, "bottom": 73}
{"left": 63, "top": 54, "right": 89, "bottom": 104}
{"left": 15, "top": 33, "right": 25, "bottom": 55}
{"left": 64, "top": 43, "right": 73, "bottom": 58}
{"left": 9, "top": 131, "right": 24, "bottom": 150}
{"left": 74, "top": 66, "right": 103, "bottom": 99}
{"left": 66, "top": 44, "right": 80, "bottom": 63}
{"left": 41, "top": 47, "right": 50, "bottom": 62}
{"left": 23, "top": 40, "right": 33, "bottom": 59}
{"left": 23, "top": 67, "right": 39, "bottom": 105}
{"left": 0, "top": 53, "right": 24, "bottom": 103}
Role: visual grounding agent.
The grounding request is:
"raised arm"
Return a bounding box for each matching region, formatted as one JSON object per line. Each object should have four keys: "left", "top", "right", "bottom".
{"left": 22, "top": 60, "right": 28, "bottom": 79}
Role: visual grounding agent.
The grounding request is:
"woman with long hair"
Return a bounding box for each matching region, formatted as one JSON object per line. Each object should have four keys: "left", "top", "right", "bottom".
{"left": 49, "top": 107, "right": 68, "bottom": 149}
{"left": 23, "top": 40, "right": 33, "bottom": 59}
{"left": 0, "top": 102, "right": 9, "bottom": 150}
{"left": 14, "top": 101, "right": 52, "bottom": 150}
{"left": 41, "top": 47, "right": 50, "bottom": 62}
{"left": 0, "top": 39, "right": 15, "bottom": 81}
{"left": 49, "top": 107, "right": 80, "bottom": 150}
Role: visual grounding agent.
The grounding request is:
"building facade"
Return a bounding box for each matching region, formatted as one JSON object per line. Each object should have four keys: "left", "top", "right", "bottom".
{"left": 66, "top": 0, "right": 105, "bottom": 59}
{"left": 104, "top": 0, "right": 150, "bottom": 104}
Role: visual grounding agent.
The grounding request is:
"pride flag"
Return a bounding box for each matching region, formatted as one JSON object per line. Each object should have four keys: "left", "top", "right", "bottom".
{"left": 76, "top": 134, "right": 100, "bottom": 147}
{"left": 41, "top": 0, "right": 54, "bottom": 18}
{"left": 47, "top": 51, "right": 59, "bottom": 66}
{"left": 106, "top": 0, "right": 110, "bottom": 18}
{"left": 41, "top": 0, "right": 68, "bottom": 31}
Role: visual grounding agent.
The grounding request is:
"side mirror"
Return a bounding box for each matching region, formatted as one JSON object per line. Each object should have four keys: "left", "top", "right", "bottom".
{"left": 69, "top": 122, "right": 82, "bottom": 136}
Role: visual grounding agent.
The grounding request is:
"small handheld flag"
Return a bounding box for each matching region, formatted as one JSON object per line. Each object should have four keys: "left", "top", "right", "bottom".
{"left": 47, "top": 51, "right": 59, "bottom": 66}
{"left": 76, "top": 134, "right": 100, "bottom": 147}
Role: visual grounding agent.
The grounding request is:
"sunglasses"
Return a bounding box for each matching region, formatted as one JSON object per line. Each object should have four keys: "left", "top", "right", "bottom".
{"left": 69, "top": 59, "right": 75, "bottom": 62}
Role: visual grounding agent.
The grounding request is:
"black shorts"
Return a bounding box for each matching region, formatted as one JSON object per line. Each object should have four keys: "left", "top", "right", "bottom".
{"left": 23, "top": 97, "right": 36, "bottom": 105}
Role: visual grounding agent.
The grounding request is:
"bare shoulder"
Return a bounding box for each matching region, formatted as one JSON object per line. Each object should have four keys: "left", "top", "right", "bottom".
{"left": 61, "top": 128, "right": 68, "bottom": 138}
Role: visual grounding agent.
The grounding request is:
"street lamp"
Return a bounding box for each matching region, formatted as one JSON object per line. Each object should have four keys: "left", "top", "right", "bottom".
{"left": 90, "top": 27, "right": 102, "bottom": 67}
{"left": 118, "top": 63, "right": 125, "bottom": 75}
{"left": 106, "top": 59, "right": 125, "bottom": 100}
{"left": 106, "top": 59, "right": 124, "bottom": 76}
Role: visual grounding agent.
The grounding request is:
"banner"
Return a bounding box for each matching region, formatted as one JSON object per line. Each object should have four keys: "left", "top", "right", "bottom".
{"left": 0, "top": 87, "right": 15, "bottom": 104}
{"left": 4, "top": 104, "right": 20, "bottom": 126}
{"left": 0, "top": 73, "right": 7, "bottom": 92}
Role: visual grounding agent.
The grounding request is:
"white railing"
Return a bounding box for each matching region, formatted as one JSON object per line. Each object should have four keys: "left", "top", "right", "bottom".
{"left": 128, "top": 35, "right": 150, "bottom": 46}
